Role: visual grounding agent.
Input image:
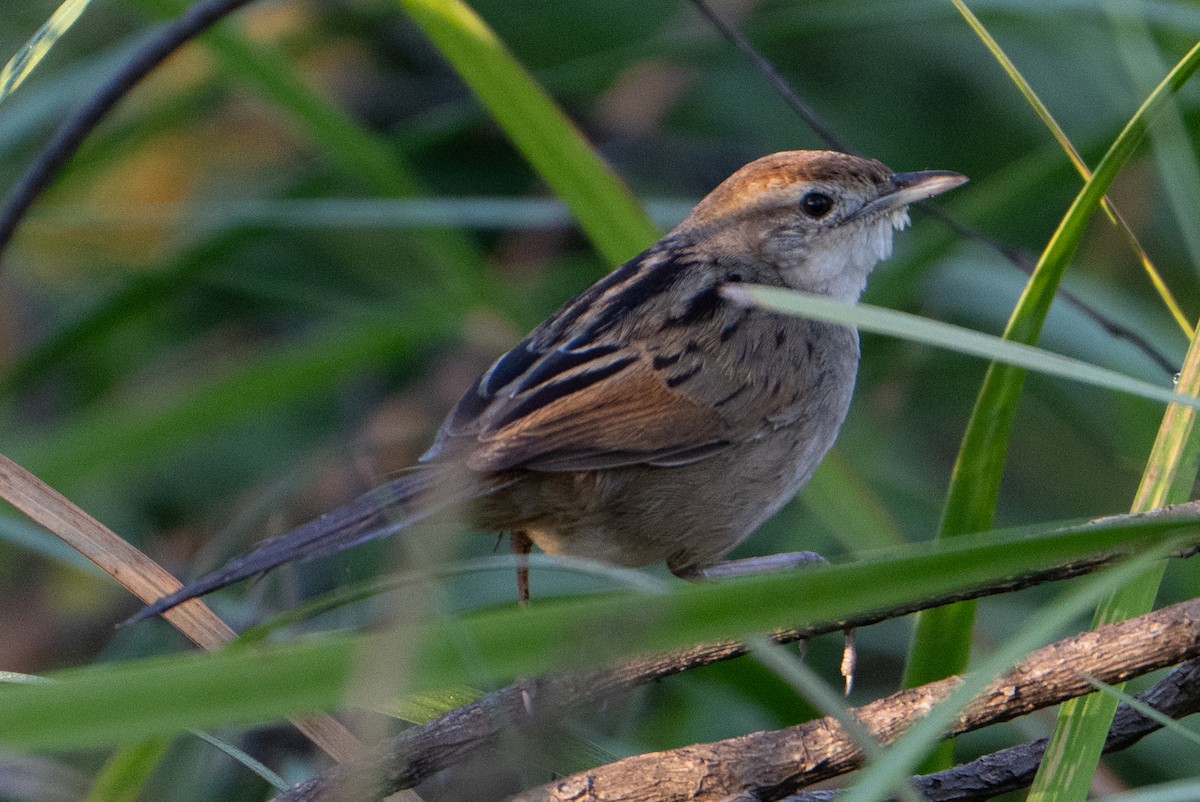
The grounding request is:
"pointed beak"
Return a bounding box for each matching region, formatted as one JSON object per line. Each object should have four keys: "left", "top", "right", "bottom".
{"left": 849, "top": 169, "right": 968, "bottom": 221}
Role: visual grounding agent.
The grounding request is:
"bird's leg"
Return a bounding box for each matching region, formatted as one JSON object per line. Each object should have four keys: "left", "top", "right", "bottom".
{"left": 840, "top": 628, "right": 856, "bottom": 695}
{"left": 673, "top": 551, "right": 856, "bottom": 694}
{"left": 511, "top": 530, "right": 533, "bottom": 605}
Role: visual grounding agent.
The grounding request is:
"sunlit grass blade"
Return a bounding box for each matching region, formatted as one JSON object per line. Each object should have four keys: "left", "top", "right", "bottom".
{"left": 2, "top": 508, "right": 1200, "bottom": 750}
{"left": 1082, "top": 675, "right": 1200, "bottom": 748}
{"left": 82, "top": 740, "right": 171, "bottom": 802}
{"left": 727, "top": 285, "right": 1191, "bottom": 410}
{"left": 842, "top": 553, "right": 1166, "bottom": 802}
{"left": 1029, "top": 22, "right": 1200, "bottom": 795}
{"left": 396, "top": 0, "right": 660, "bottom": 264}
{"left": 952, "top": 0, "right": 1191, "bottom": 336}
{"left": 901, "top": 37, "right": 1200, "bottom": 766}
{"left": 1, "top": 670, "right": 53, "bottom": 685}
{"left": 1028, "top": 318, "right": 1200, "bottom": 800}
{"left": 0, "top": 0, "right": 92, "bottom": 105}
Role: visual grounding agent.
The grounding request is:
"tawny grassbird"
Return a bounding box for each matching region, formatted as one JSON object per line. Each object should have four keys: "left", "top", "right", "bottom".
{"left": 131, "top": 150, "right": 966, "bottom": 624}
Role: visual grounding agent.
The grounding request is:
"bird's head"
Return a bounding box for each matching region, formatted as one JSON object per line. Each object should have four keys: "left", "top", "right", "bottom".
{"left": 675, "top": 150, "right": 967, "bottom": 300}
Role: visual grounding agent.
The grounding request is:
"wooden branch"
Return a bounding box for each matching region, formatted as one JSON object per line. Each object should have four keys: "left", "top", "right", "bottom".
{"left": 786, "top": 657, "right": 1200, "bottom": 802}
{"left": 509, "top": 599, "right": 1200, "bottom": 802}
{"left": 276, "top": 508, "right": 1200, "bottom": 802}
{"left": 0, "top": 454, "right": 360, "bottom": 762}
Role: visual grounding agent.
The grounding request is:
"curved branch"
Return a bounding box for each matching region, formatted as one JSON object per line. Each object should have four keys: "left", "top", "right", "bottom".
{"left": 787, "top": 657, "right": 1200, "bottom": 802}
{"left": 511, "top": 599, "right": 1200, "bottom": 802}
{"left": 0, "top": 0, "right": 258, "bottom": 264}
{"left": 276, "top": 506, "right": 1200, "bottom": 802}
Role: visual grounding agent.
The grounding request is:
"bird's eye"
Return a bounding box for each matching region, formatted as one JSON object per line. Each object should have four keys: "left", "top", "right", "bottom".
{"left": 799, "top": 191, "right": 834, "bottom": 218}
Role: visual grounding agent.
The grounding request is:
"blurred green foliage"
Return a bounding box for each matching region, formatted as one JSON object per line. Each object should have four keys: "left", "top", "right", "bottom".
{"left": 2, "top": 0, "right": 1200, "bottom": 799}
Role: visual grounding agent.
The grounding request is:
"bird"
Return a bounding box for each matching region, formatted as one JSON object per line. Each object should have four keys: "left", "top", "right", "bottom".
{"left": 129, "top": 150, "right": 966, "bottom": 625}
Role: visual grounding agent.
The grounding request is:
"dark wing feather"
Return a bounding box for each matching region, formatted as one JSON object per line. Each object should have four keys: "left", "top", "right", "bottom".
{"left": 469, "top": 358, "right": 730, "bottom": 472}
{"left": 421, "top": 245, "right": 749, "bottom": 473}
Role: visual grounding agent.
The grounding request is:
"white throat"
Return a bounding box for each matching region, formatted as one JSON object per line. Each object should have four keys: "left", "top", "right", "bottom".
{"left": 794, "top": 208, "right": 910, "bottom": 301}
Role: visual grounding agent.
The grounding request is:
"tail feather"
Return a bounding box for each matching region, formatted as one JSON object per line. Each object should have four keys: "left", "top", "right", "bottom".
{"left": 125, "top": 466, "right": 500, "bottom": 626}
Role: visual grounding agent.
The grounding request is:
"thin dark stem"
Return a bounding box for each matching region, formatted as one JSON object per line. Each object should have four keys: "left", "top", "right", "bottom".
{"left": 685, "top": 0, "right": 849, "bottom": 154}
{"left": 0, "top": 0, "right": 258, "bottom": 265}
{"left": 921, "top": 203, "right": 1179, "bottom": 376}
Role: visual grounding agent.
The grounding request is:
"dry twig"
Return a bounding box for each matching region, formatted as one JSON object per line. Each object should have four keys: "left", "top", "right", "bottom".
{"left": 512, "top": 599, "right": 1200, "bottom": 802}
{"left": 0, "top": 454, "right": 360, "bottom": 762}
{"left": 277, "top": 507, "right": 1200, "bottom": 801}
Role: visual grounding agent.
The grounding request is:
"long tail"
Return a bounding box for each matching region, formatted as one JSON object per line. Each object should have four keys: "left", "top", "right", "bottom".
{"left": 125, "top": 465, "right": 503, "bottom": 625}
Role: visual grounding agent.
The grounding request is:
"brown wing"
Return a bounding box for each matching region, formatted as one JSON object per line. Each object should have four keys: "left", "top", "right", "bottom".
{"left": 420, "top": 241, "right": 796, "bottom": 474}
{"left": 473, "top": 357, "right": 729, "bottom": 472}
{"left": 424, "top": 342, "right": 732, "bottom": 473}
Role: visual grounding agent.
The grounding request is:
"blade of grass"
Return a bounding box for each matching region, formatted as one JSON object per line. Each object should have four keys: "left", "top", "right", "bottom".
{"left": 1100, "top": 779, "right": 1200, "bottom": 802}
{"left": 0, "top": 453, "right": 361, "bottom": 761}
{"left": 132, "top": 0, "right": 487, "bottom": 301}
{"left": 803, "top": 453, "right": 907, "bottom": 551}
{"left": 952, "top": 0, "right": 1191, "bottom": 337}
{"left": 187, "top": 730, "right": 288, "bottom": 791}
{"left": 1081, "top": 674, "right": 1200, "bottom": 748}
{"left": 1028, "top": 24, "right": 1200, "bottom": 798}
{"left": 727, "top": 285, "right": 1193, "bottom": 410}
{"left": 844, "top": 553, "right": 1165, "bottom": 802}
{"left": 1112, "top": 6, "right": 1200, "bottom": 285}
{"left": 396, "top": 0, "right": 660, "bottom": 264}
{"left": 2, "top": 508, "right": 1200, "bottom": 750}
{"left": 0, "top": 0, "right": 93, "bottom": 105}
{"left": 82, "top": 739, "right": 171, "bottom": 802}
{"left": 0, "top": 36, "right": 139, "bottom": 154}
{"left": 747, "top": 634, "right": 924, "bottom": 802}
{"left": 28, "top": 197, "right": 694, "bottom": 232}
{"left": 901, "top": 33, "right": 1200, "bottom": 768}
{"left": 6, "top": 313, "right": 444, "bottom": 487}
{"left": 1028, "top": 313, "right": 1200, "bottom": 801}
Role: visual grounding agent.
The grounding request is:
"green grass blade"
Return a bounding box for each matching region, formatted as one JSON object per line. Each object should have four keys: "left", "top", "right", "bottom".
{"left": 1082, "top": 675, "right": 1200, "bottom": 748}
{"left": 746, "top": 635, "right": 924, "bottom": 802}
{"left": 951, "top": 0, "right": 1190, "bottom": 335}
{"left": 1, "top": 509, "right": 1198, "bottom": 750}
{"left": 1100, "top": 779, "right": 1200, "bottom": 802}
{"left": 731, "top": 286, "right": 1192, "bottom": 409}
{"left": 131, "top": 0, "right": 486, "bottom": 298}
{"left": 0, "top": 0, "right": 92, "bottom": 105}
{"left": 396, "top": 0, "right": 660, "bottom": 264}
{"left": 7, "top": 314, "right": 443, "bottom": 486}
{"left": 1028, "top": 25, "right": 1200, "bottom": 797}
{"left": 901, "top": 33, "right": 1200, "bottom": 766}
{"left": 803, "top": 453, "right": 906, "bottom": 551}
{"left": 843, "top": 554, "right": 1164, "bottom": 802}
{"left": 82, "top": 739, "right": 171, "bottom": 802}
{"left": 187, "top": 730, "right": 288, "bottom": 791}
{"left": 28, "top": 197, "right": 694, "bottom": 232}
{"left": 1111, "top": 8, "right": 1200, "bottom": 298}
{"left": 1028, "top": 320, "right": 1200, "bottom": 801}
